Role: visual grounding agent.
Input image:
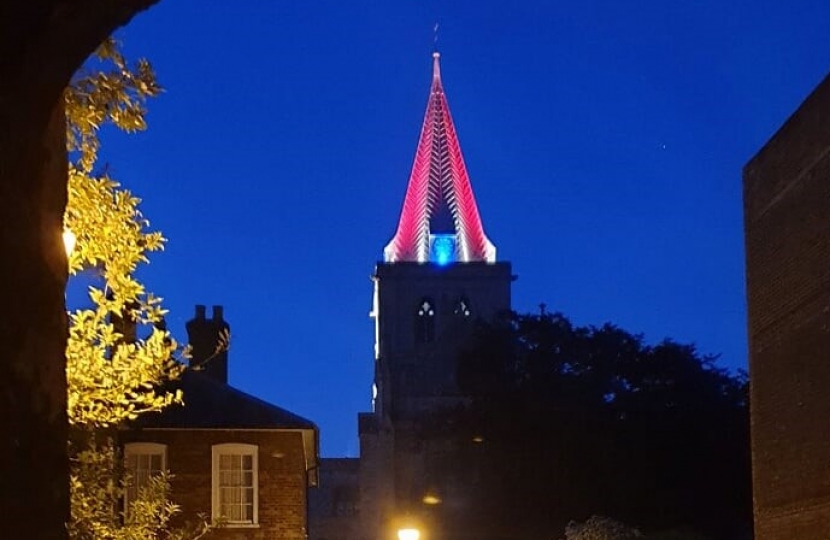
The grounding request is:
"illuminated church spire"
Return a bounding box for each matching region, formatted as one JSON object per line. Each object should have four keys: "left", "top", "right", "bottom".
{"left": 383, "top": 52, "right": 496, "bottom": 264}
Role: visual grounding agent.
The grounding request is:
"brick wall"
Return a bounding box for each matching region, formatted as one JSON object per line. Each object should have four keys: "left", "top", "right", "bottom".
{"left": 744, "top": 71, "right": 830, "bottom": 540}
{"left": 122, "top": 429, "right": 310, "bottom": 540}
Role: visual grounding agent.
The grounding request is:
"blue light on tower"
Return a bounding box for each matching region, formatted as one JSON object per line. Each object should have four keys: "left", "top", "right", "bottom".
{"left": 430, "top": 235, "right": 456, "bottom": 266}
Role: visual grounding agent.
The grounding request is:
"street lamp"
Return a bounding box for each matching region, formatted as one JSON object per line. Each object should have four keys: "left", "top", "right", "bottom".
{"left": 397, "top": 528, "right": 420, "bottom": 540}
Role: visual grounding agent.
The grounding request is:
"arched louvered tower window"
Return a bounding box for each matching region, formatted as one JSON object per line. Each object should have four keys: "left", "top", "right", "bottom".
{"left": 415, "top": 298, "right": 436, "bottom": 342}
{"left": 454, "top": 296, "right": 472, "bottom": 318}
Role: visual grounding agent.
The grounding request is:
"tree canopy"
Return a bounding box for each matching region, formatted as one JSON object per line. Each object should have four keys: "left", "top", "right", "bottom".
{"left": 64, "top": 37, "right": 182, "bottom": 429}
{"left": 419, "top": 311, "right": 751, "bottom": 540}
{"left": 64, "top": 37, "right": 207, "bottom": 540}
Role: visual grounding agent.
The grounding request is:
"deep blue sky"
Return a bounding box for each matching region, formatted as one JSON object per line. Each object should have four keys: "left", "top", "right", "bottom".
{"left": 82, "top": 1, "right": 830, "bottom": 456}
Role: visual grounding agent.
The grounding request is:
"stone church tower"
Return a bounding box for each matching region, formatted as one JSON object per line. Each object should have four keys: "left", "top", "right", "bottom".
{"left": 362, "top": 51, "right": 512, "bottom": 540}
{"left": 372, "top": 51, "right": 513, "bottom": 422}
{"left": 309, "top": 52, "right": 512, "bottom": 540}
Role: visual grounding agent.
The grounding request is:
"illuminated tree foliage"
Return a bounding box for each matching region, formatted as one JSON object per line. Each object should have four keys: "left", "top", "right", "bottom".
{"left": 64, "top": 38, "right": 206, "bottom": 539}
{"left": 64, "top": 164, "right": 183, "bottom": 426}
{"left": 64, "top": 36, "right": 181, "bottom": 429}
{"left": 68, "top": 443, "right": 207, "bottom": 540}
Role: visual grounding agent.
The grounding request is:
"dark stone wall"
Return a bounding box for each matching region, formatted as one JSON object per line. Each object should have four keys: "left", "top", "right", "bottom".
{"left": 308, "top": 458, "right": 364, "bottom": 540}
{"left": 743, "top": 71, "right": 830, "bottom": 540}
{"left": 373, "top": 262, "right": 513, "bottom": 419}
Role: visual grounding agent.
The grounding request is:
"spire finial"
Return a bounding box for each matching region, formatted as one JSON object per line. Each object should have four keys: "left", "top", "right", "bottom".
{"left": 432, "top": 23, "right": 441, "bottom": 85}
{"left": 432, "top": 23, "right": 441, "bottom": 80}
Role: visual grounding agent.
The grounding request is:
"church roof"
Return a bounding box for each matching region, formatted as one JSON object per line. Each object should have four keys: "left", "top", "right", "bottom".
{"left": 383, "top": 52, "right": 496, "bottom": 264}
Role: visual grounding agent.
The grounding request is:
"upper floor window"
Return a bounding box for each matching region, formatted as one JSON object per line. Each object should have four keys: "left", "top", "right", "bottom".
{"left": 212, "top": 443, "right": 258, "bottom": 526}
{"left": 416, "top": 298, "right": 436, "bottom": 342}
{"left": 124, "top": 442, "right": 166, "bottom": 512}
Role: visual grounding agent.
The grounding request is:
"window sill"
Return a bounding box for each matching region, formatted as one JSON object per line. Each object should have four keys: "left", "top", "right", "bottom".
{"left": 214, "top": 522, "right": 260, "bottom": 529}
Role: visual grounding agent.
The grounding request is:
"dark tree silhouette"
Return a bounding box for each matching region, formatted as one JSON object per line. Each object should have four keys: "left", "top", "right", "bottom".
{"left": 422, "top": 311, "right": 751, "bottom": 540}
{"left": 1, "top": 2, "right": 160, "bottom": 537}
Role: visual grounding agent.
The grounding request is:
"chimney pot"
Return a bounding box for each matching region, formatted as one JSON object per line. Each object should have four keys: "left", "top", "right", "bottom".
{"left": 212, "top": 305, "right": 224, "bottom": 321}
{"left": 195, "top": 305, "right": 206, "bottom": 319}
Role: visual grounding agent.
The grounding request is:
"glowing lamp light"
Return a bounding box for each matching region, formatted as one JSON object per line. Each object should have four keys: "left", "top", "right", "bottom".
{"left": 422, "top": 493, "right": 442, "bottom": 505}
{"left": 397, "top": 528, "right": 420, "bottom": 540}
{"left": 62, "top": 229, "right": 77, "bottom": 257}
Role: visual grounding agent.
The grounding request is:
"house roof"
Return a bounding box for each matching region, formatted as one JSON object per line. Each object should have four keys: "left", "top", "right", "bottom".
{"left": 137, "top": 370, "right": 317, "bottom": 431}
{"left": 132, "top": 370, "right": 320, "bottom": 486}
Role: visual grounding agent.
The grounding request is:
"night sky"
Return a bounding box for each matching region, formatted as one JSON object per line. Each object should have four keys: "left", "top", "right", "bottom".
{"left": 74, "top": 1, "right": 830, "bottom": 456}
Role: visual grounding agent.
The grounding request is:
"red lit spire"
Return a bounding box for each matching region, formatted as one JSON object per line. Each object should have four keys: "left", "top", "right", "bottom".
{"left": 383, "top": 52, "right": 496, "bottom": 264}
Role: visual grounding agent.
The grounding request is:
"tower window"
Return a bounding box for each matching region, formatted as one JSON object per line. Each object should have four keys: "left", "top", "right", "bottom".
{"left": 416, "top": 298, "right": 436, "bottom": 342}
{"left": 454, "top": 297, "right": 471, "bottom": 318}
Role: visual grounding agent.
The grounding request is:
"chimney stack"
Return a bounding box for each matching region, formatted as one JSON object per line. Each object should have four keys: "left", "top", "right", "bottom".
{"left": 186, "top": 304, "right": 230, "bottom": 384}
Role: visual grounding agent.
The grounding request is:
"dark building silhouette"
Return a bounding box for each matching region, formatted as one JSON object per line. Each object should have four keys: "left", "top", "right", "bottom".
{"left": 744, "top": 72, "right": 830, "bottom": 539}
{"left": 309, "top": 52, "right": 513, "bottom": 540}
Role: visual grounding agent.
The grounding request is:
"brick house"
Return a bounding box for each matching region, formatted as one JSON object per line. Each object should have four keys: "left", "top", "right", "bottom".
{"left": 124, "top": 305, "right": 319, "bottom": 540}
{"left": 744, "top": 72, "right": 830, "bottom": 539}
